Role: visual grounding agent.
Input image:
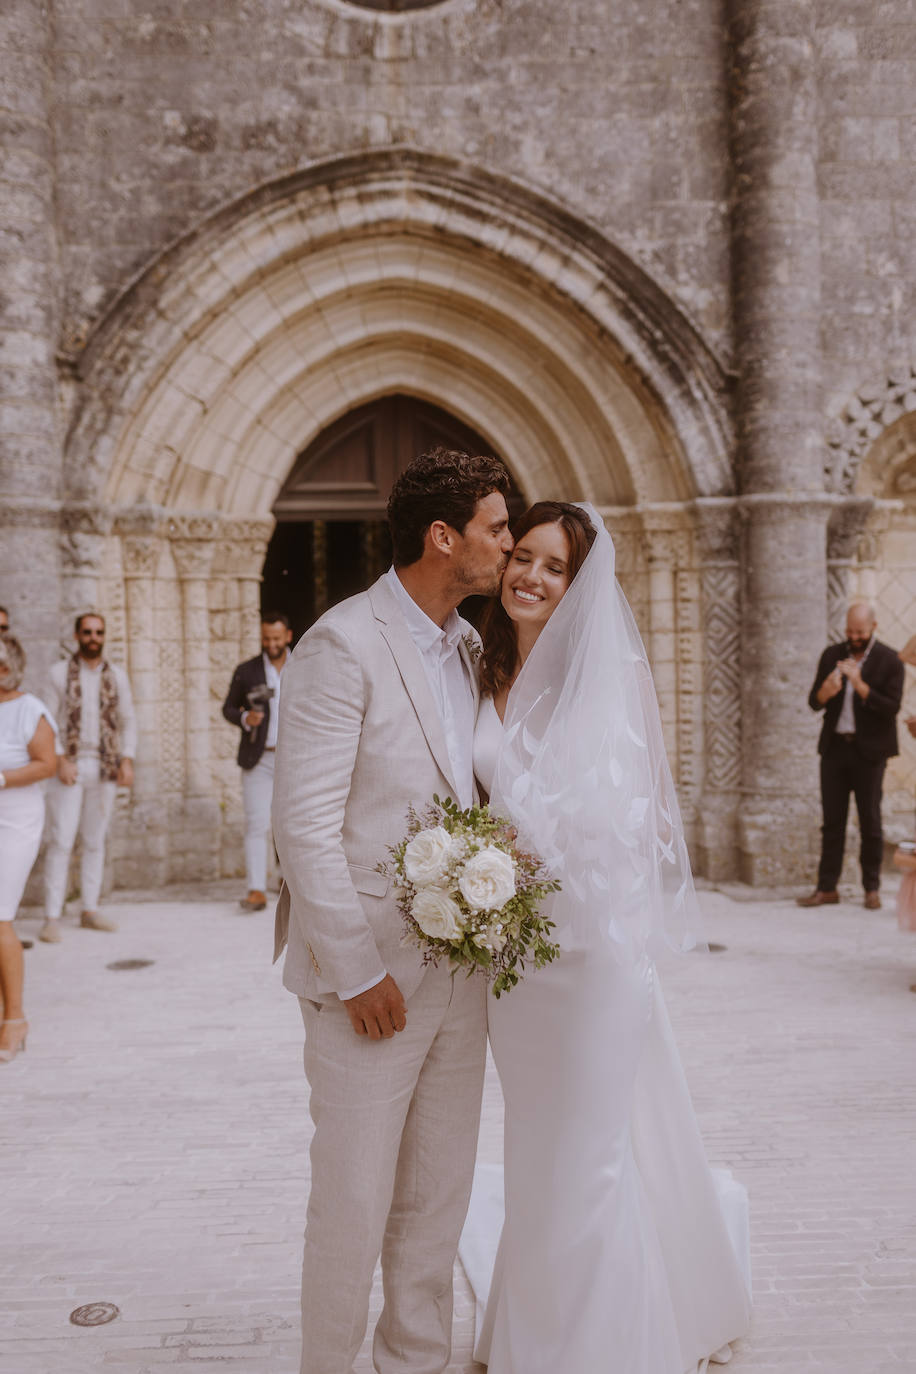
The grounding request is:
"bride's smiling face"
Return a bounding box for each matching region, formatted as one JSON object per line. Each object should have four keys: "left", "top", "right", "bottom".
{"left": 500, "top": 521, "right": 571, "bottom": 629}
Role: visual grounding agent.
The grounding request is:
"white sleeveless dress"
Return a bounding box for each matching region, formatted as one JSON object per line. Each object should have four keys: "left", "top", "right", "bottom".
{"left": 0, "top": 693, "right": 57, "bottom": 921}
{"left": 459, "top": 695, "right": 752, "bottom": 1374}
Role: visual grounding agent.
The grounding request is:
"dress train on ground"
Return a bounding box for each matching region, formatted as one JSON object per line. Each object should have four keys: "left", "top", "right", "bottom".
{"left": 459, "top": 963, "right": 751, "bottom": 1374}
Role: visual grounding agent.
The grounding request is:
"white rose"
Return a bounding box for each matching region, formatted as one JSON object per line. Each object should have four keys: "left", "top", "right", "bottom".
{"left": 403, "top": 826, "right": 454, "bottom": 886}
{"left": 412, "top": 887, "right": 464, "bottom": 940}
{"left": 459, "top": 845, "right": 517, "bottom": 911}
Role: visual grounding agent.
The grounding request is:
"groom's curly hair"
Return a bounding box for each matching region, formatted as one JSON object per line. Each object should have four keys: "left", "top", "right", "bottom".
{"left": 387, "top": 447, "right": 511, "bottom": 567}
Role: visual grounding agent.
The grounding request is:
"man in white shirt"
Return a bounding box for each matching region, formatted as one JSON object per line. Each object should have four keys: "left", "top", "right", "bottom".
{"left": 222, "top": 613, "right": 293, "bottom": 911}
{"left": 41, "top": 613, "right": 137, "bottom": 941}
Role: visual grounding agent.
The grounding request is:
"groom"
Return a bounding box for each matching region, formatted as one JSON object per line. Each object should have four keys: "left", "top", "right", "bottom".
{"left": 273, "top": 447, "right": 513, "bottom": 1374}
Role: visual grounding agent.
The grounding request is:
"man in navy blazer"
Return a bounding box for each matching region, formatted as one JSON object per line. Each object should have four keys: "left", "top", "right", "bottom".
{"left": 798, "top": 602, "right": 904, "bottom": 909}
{"left": 222, "top": 611, "right": 292, "bottom": 910}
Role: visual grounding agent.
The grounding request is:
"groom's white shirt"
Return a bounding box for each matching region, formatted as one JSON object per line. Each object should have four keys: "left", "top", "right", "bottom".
{"left": 272, "top": 572, "right": 481, "bottom": 1003}
{"left": 383, "top": 567, "right": 475, "bottom": 812}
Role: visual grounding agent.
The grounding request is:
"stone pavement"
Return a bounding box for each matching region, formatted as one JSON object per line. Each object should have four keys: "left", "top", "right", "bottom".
{"left": 3, "top": 883, "right": 916, "bottom": 1374}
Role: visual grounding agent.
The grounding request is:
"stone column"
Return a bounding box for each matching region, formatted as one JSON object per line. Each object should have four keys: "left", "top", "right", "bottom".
{"left": 168, "top": 516, "right": 220, "bottom": 882}
{"left": 0, "top": 2, "right": 62, "bottom": 681}
{"left": 693, "top": 500, "right": 742, "bottom": 879}
{"left": 168, "top": 517, "right": 219, "bottom": 798}
{"left": 214, "top": 519, "right": 272, "bottom": 879}
{"left": 726, "top": 0, "right": 830, "bottom": 883}
{"left": 641, "top": 518, "right": 680, "bottom": 774}
{"left": 118, "top": 511, "right": 168, "bottom": 886}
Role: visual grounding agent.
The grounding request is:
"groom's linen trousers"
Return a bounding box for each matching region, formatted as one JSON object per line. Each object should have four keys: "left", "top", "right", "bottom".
{"left": 299, "top": 960, "right": 487, "bottom": 1374}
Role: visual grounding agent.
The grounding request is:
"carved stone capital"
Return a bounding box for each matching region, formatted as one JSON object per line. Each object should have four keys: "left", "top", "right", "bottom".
{"left": 170, "top": 539, "right": 216, "bottom": 581}
{"left": 827, "top": 498, "right": 874, "bottom": 562}
{"left": 121, "top": 535, "right": 161, "bottom": 579}
{"left": 212, "top": 516, "right": 275, "bottom": 578}
{"left": 638, "top": 506, "right": 691, "bottom": 567}
{"left": 222, "top": 517, "right": 275, "bottom": 545}
{"left": 61, "top": 503, "right": 114, "bottom": 539}
{"left": 693, "top": 498, "right": 739, "bottom": 564}
{"left": 166, "top": 513, "right": 222, "bottom": 544}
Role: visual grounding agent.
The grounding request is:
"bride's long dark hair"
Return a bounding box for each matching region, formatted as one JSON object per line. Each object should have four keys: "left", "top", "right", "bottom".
{"left": 478, "top": 501, "right": 597, "bottom": 699}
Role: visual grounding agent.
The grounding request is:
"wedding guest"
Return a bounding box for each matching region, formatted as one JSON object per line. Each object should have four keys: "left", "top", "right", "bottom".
{"left": 40, "top": 613, "right": 136, "bottom": 942}
{"left": 797, "top": 603, "right": 904, "bottom": 911}
{"left": 222, "top": 612, "right": 292, "bottom": 912}
{"left": 0, "top": 634, "right": 57, "bottom": 1063}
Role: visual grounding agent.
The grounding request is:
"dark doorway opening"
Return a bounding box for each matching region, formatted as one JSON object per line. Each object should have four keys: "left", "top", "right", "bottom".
{"left": 261, "top": 394, "right": 523, "bottom": 642}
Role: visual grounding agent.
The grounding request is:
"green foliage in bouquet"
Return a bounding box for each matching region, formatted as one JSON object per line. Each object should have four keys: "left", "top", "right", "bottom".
{"left": 382, "top": 794, "right": 561, "bottom": 997}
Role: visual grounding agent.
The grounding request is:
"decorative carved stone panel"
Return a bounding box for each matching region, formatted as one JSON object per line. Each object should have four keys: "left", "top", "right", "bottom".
{"left": 825, "top": 361, "right": 916, "bottom": 494}
{"left": 700, "top": 565, "right": 742, "bottom": 792}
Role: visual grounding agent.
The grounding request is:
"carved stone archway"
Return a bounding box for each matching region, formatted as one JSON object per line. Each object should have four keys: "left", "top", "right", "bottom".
{"left": 56, "top": 149, "right": 737, "bottom": 886}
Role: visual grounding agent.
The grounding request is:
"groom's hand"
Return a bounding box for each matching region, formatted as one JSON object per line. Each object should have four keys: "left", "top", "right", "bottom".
{"left": 343, "top": 975, "right": 407, "bottom": 1040}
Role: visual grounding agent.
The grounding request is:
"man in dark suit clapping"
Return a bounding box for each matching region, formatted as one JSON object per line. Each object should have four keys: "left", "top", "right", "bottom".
{"left": 222, "top": 612, "right": 292, "bottom": 912}
{"left": 798, "top": 603, "right": 905, "bottom": 910}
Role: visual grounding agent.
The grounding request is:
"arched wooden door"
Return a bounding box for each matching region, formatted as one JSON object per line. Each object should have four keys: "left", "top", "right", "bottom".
{"left": 262, "top": 394, "right": 522, "bottom": 640}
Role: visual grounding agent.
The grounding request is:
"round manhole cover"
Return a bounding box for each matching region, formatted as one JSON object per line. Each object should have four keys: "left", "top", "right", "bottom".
{"left": 70, "top": 1302, "right": 120, "bottom": 1327}
{"left": 106, "top": 958, "right": 155, "bottom": 971}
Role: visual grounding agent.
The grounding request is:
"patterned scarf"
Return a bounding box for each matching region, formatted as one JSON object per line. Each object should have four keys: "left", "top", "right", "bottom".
{"left": 65, "top": 653, "right": 121, "bottom": 782}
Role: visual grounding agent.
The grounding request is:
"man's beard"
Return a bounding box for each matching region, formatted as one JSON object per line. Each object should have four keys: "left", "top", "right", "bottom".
{"left": 265, "top": 646, "right": 287, "bottom": 662}
{"left": 458, "top": 559, "right": 508, "bottom": 599}
{"left": 80, "top": 643, "right": 103, "bottom": 659}
{"left": 846, "top": 638, "right": 869, "bottom": 654}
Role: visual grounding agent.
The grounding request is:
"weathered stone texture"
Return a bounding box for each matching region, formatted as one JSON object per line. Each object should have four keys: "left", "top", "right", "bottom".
{"left": 816, "top": 5, "right": 916, "bottom": 420}
{"left": 47, "top": 0, "right": 733, "bottom": 359}
{"left": 3, "top": 0, "right": 916, "bottom": 887}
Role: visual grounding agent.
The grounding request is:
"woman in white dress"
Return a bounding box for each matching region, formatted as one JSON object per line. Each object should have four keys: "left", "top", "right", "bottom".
{"left": 465, "top": 503, "right": 752, "bottom": 1373}
{"left": 0, "top": 633, "right": 57, "bottom": 1063}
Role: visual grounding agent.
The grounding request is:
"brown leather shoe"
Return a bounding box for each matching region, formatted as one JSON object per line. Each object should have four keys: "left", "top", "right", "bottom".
{"left": 864, "top": 891, "right": 881, "bottom": 910}
{"left": 796, "top": 890, "right": 840, "bottom": 908}
{"left": 239, "top": 891, "right": 267, "bottom": 912}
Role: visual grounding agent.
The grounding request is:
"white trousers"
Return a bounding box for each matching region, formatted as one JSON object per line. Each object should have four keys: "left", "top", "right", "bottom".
{"left": 241, "top": 751, "right": 275, "bottom": 892}
{"left": 299, "top": 962, "right": 487, "bottom": 1374}
{"left": 44, "top": 756, "right": 117, "bottom": 917}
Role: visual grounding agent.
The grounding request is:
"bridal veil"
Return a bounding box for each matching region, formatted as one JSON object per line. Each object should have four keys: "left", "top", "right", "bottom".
{"left": 490, "top": 503, "right": 703, "bottom": 965}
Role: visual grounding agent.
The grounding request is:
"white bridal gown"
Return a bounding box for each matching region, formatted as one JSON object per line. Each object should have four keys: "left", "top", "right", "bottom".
{"left": 460, "top": 696, "right": 752, "bottom": 1374}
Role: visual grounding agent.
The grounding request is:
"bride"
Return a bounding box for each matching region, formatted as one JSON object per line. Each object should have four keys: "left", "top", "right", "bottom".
{"left": 463, "top": 502, "right": 752, "bottom": 1374}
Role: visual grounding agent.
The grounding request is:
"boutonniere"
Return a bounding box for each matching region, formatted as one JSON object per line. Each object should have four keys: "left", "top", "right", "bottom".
{"left": 462, "top": 632, "right": 482, "bottom": 665}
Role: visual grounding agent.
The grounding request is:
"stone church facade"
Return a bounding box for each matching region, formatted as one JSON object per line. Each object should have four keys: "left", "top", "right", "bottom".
{"left": 2, "top": 0, "right": 915, "bottom": 890}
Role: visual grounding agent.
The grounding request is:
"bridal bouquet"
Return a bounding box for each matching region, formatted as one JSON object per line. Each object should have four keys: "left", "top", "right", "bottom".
{"left": 383, "top": 795, "right": 561, "bottom": 997}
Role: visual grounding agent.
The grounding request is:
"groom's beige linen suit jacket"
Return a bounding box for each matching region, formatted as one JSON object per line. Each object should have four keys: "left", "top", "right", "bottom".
{"left": 273, "top": 572, "right": 481, "bottom": 1003}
